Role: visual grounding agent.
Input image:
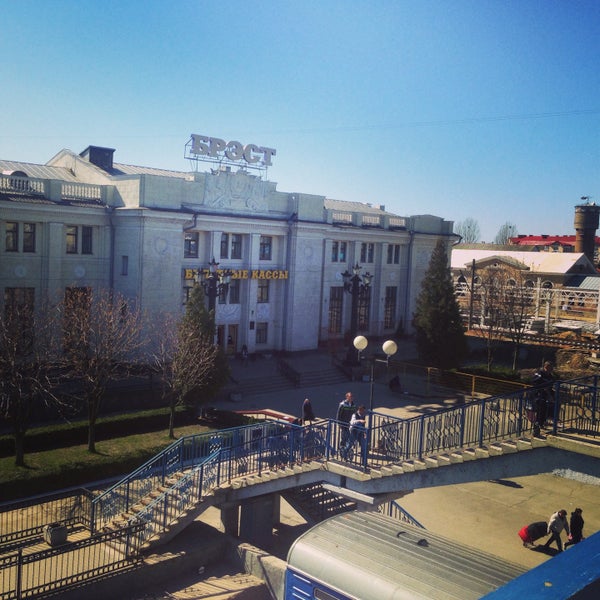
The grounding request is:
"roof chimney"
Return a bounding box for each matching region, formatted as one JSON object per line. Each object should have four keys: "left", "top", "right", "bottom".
{"left": 79, "top": 146, "right": 115, "bottom": 172}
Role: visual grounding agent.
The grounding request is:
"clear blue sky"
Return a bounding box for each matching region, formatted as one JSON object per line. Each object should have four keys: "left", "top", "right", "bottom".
{"left": 1, "top": 0, "right": 598, "bottom": 242}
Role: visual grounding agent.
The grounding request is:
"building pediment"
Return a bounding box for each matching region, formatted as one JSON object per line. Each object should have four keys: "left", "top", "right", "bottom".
{"left": 470, "top": 255, "right": 530, "bottom": 271}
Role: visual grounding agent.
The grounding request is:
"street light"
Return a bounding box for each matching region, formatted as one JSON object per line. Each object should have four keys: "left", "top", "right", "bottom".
{"left": 353, "top": 335, "right": 398, "bottom": 412}
{"left": 200, "top": 257, "right": 233, "bottom": 312}
{"left": 341, "top": 262, "right": 372, "bottom": 364}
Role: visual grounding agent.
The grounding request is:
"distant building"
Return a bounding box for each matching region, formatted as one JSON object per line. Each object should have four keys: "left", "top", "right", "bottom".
{"left": 509, "top": 200, "right": 600, "bottom": 265}
{"left": 1, "top": 143, "right": 455, "bottom": 355}
{"left": 451, "top": 248, "right": 600, "bottom": 331}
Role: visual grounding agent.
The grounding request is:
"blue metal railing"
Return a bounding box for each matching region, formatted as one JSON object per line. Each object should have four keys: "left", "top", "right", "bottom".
{"left": 91, "top": 376, "right": 600, "bottom": 544}
{"left": 379, "top": 500, "right": 426, "bottom": 529}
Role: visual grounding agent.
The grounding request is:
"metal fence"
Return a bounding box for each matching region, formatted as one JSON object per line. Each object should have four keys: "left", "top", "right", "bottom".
{"left": 0, "top": 489, "right": 93, "bottom": 551}
{"left": 0, "top": 522, "right": 143, "bottom": 600}
{"left": 2, "top": 376, "right": 598, "bottom": 599}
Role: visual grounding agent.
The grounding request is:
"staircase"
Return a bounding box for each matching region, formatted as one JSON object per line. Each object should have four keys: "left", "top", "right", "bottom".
{"left": 163, "top": 573, "right": 269, "bottom": 599}
{"left": 226, "top": 363, "right": 348, "bottom": 398}
{"left": 281, "top": 482, "right": 356, "bottom": 525}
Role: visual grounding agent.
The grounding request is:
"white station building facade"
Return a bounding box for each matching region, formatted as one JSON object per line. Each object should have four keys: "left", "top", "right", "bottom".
{"left": 1, "top": 137, "right": 455, "bottom": 354}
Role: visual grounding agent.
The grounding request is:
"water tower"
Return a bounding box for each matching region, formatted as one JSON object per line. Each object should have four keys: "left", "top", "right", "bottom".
{"left": 574, "top": 197, "right": 599, "bottom": 263}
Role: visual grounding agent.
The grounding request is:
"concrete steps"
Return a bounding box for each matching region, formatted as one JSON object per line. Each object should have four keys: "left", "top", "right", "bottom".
{"left": 107, "top": 435, "right": 549, "bottom": 552}
{"left": 167, "top": 572, "right": 269, "bottom": 599}
{"left": 281, "top": 482, "right": 356, "bottom": 525}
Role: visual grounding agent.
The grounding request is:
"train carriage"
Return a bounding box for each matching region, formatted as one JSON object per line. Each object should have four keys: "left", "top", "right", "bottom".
{"left": 285, "top": 511, "right": 526, "bottom": 600}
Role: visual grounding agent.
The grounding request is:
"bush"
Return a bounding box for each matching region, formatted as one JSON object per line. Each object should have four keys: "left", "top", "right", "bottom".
{"left": 0, "top": 407, "right": 195, "bottom": 458}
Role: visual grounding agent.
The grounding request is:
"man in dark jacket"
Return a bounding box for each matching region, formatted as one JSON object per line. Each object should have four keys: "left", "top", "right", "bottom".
{"left": 565, "top": 508, "right": 584, "bottom": 548}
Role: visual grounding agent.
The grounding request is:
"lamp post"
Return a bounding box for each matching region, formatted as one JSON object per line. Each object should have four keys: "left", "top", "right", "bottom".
{"left": 200, "top": 257, "right": 233, "bottom": 312}
{"left": 341, "top": 263, "right": 372, "bottom": 364}
{"left": 353, "top": 335, "right": 398, "bottom": 412}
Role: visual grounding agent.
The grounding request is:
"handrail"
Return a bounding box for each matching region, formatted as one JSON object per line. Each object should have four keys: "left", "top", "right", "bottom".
{"left": 91, "top": 375, "right": 599, "bottom": 540}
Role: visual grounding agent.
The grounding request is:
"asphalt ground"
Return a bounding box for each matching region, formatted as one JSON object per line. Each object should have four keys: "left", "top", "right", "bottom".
{"left": 208, "top": 347, "right": 600, "bottom": 572}
{"left": 132, "top": 346, "right": 600, "bottom": 597}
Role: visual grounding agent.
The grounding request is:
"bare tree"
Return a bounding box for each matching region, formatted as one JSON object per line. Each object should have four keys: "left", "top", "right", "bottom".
{"left": 174, "top": 284, "right": 229, "bottom": 409}
{"left": 0, "top": 295, "right": 65, "bottom": 466}
{"left": 148, "top": 310, "right": 220, "bottom": 439}
{"left": 494, "top": 222, "right": 518, "bottom": 245}
{"left": 471, "top": 262, "right": 532, "bottom": 371}
{"left": 60, "top": 288, "right": 146, "bottom": 453}
{"left": 455, "top": 218, "right": 481, "bottom": 243}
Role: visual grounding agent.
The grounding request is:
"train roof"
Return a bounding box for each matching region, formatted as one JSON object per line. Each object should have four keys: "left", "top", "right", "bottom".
{"left": 287, "top": 511, "right": 526, "bottom": 600}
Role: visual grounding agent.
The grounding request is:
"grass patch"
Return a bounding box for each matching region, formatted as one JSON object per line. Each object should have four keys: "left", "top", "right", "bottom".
{"left": 0, "top": 423, "right": 208, "bottom": 503}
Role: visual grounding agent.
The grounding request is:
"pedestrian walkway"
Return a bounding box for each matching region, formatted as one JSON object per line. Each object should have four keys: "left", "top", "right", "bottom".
{"left": 216, "top": 342, "right": 469, "bottom": 422}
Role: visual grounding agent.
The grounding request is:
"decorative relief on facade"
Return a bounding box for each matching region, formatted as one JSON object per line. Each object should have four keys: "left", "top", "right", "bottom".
{"left": 204, "top": 171, "right": 266, "bottom": 212}
{"left": 255, "top": 303, "right": 270, "bottom": 320}
{"left": 154, "top": 238, "right": 168, "bottom": 255}
{"left": 14, "top": 265, "right": 26, "bottom": 278}
{"left": 74, "top": 265, "right": 86, "bottom": 279}
{"left": 219, "top": 304, "right": 240, "bottom": 322}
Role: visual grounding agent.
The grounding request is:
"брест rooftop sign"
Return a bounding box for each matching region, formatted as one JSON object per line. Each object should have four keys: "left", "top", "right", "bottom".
{"left": 189, "top": 134, "right": 276, "bottom": 166}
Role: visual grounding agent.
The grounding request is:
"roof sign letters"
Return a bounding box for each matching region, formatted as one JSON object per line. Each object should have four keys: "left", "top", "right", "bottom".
{"left": 187, "top": 134, "right": 276, "bottom": 168}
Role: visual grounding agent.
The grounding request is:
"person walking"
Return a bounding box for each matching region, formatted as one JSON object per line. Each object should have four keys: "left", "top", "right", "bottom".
{"left": 342, "top": 405, "right": 368, "bottom": 460}
{"left": 532, "top": 361, "right": 556, "bottom": 428}
{"left": 544, "top": 509, "right": 570, "bottom": 552}
{"left": 565, "top": 508, "right": 584, "bottom": 548}
{"left": 336, "top": 392, "right": 355, "bottom": 452}
{"left": 302, "top": 398, "right": 316, "bottom": 425}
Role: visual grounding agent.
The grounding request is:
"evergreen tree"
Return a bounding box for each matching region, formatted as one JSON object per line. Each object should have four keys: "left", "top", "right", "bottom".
{"left": 413, "top": 239, "right": 467, "bottom": 368}
{"left": 173, "top": 285, "right": 229, "bottom": 409}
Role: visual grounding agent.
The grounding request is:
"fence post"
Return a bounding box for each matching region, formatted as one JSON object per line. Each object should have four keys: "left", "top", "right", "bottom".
{"left": 90, "top": 498, "right": 96, "bottom": 535}
{"left": 426, "top": 368, "right": 431, "bottom": 397}
{"left": 478, "top": 399, "right": 486, "bottom": 447}
{"left": 552, "top": 381, "right": 561, "bottom": 435}
{"left": 418, "top": 416, "right": 425, "bottom": 460}
{"left": 16, "top": 548, "right": 23, "bottom": 600}
{"left": 593, "top": 377, "right": 598, "bottom": 428}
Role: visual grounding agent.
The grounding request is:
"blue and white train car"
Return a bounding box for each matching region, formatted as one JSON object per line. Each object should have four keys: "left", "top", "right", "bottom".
{"left": 284, "top": 511, "right": 526, "bottom": 600}
{"left": 482, "top": 529, "right": 600, "bottom": 599}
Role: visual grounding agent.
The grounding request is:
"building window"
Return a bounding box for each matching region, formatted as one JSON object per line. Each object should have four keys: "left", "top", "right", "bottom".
{"left": 257, "top": 279, "right": 270, "bottom": 303}
{"left": 23, "top": 223, "right": 36, "bottom": 253}
{"left": 5, "top": 222, "right": 18, "bottom": 252}
{"left": 259, "top": 236, "right": 272, "bottom": 261}
{"left": 384, "top": 286, "right": 397, "bottom": 329}
{"left": 63, "top": 287, "right": 91, "bottom": 352}
{"left": 121, "top": 256, "right": 129, "bottom": 276}
{"left": 256, "top": 322, "right": 268, "bottom": 344}
{"left": 220, "top": 233, "right": 243, "bottom": 259}
{"left": 331, "top": 241, "right": 347, "bottom": 262}
{"left": 184, "top": 232, "right": 199, "bottom": 258}
{"left": 183, "top": 285, "right": 194, "bottom": 305}
{"left": 4, "top": 287, "right": 35, "bottom": 352}
{"left": 220, "top": 233, "right": 229, "bottom": 259}
{"left": 360, "top": 242, "right": 374, "bottom": 263}
{"left": 66, "top": 226, "right": 78, "bottom": 254}
{"left": 328, "top": 286, "right": 343, "bottom": 334}
{"left": 65, "top": 225, "right": 93, "bottom": 255}
{"left": 231, "top": 234, "right": 242, "bottom": 259}
{"left": 357, "top": 287, "right": 371, "bottom": 331}
{"left": 228, "top": 279, "right": 240, "bottom": 304}
{"left": 82, "top": 226, "right": 93, "bottom": 255}
{"left": 387, "top": 244, "right": 400, "bottom": 264}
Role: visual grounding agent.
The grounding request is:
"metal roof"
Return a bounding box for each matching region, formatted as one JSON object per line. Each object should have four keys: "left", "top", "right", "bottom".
{"left": 451, "top": 248, "right": 595, "bottom": 275}
{"left": 564, "top": 274, "right": 600, "bottom": 290}
{"left": 0, "top": 159, "right": 79, "bottom": 182}
{"left": 287, "top": 512, "right": 525, "bottom": 600}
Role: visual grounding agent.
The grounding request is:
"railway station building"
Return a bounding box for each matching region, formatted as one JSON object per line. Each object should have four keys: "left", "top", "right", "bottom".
{"left": 1, "top": 141, "right": 455, "bottom": 355}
